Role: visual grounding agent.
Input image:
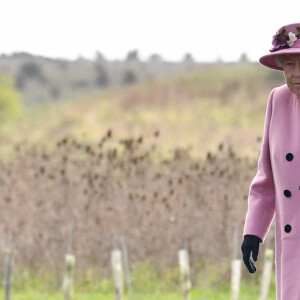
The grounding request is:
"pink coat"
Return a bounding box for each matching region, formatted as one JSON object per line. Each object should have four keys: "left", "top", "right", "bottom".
{"left": 243, "top": 84, "right": 300, "bottom": 300}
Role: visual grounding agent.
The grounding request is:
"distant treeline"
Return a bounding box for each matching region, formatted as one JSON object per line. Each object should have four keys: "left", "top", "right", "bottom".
{"left": 0, "top": 50, "right": 270, "bottom": 105}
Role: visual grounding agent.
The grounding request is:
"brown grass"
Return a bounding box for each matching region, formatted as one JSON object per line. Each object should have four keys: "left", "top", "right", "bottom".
{"left": 0, "top": 130, "right": 261, "bottom": 279}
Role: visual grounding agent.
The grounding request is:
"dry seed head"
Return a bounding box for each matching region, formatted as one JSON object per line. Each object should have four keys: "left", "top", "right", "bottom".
{"left": 48, "top": 174, "right": 55, "bottom": 180}
{"left": 131, "top": 158, "right": 138, "bottom": 164}
{"left": 107, "top": 129, "right": 112, "bottom": 138}
{"left": 40, "top": 166, "right": 45, "bottom": 174}
{"left": 120, "top": 138, "right": 134, "bottom": 150}
{"left": 86, "top": 146, "right": 91, "bottom": 153}
{"left": 155, "top": 173, "right": 161, "bottom": 179}
{"left": 61, "top": 137, "right": 68, "bottom": 145}
{"left": 165, "top": 202, "right": 171, "bottom": 210}
{"left": 5, "top": 196, "right": 11, "bottom": 203}
{"left": 128, "top": 193, "right": 134, "bottom": 200}
{"left": 206, "top": 152, "right": 212, "bottom": 160}
{"left": 42, "top": 153, "right": 49, "bottom": 160}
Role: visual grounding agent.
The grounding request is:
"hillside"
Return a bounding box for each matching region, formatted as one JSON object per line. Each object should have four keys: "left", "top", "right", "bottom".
{"left": 0, "top": 51, "right": 204, "bottom": 105}
{"left": 0, "top": 62, "right": 285, "bottom": 161}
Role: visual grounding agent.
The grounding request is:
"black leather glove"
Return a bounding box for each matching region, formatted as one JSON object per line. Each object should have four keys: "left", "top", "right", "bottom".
{"left": 241, "top": 234, "right": 262, "bottom": 273}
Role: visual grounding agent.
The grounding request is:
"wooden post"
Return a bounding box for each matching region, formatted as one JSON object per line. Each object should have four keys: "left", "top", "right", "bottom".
{"left": 5, "top": 250, "right": 13, "bottom": 300}
{"left": 178, "top": 249, "right": 192, "bottom": 300}
{"left": 111, "top": 249, "right": 124, "bottom": 300}
{"left": 259, "top": 249, "right": 274, "bottom": 300}
{"left": 121, "top": 236, "right": 132, "bottom": 298}
{"left": 63, "top": 221, "right": 75, "bottom": 300}
{"left": 63, "top": 254, "right": 76, "bottom": 300}
{"left": 231, "top": 226, "right": 241, "bottom": 300}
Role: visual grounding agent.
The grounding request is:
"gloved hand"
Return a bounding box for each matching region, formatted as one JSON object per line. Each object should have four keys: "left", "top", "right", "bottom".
{"left": 241, "top": 234, "right": 262, "bottom": 273}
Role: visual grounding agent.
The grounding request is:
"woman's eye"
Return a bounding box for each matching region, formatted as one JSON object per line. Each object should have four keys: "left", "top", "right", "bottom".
{"left": 285, "top": 62, "right": 294, "bottom": 66}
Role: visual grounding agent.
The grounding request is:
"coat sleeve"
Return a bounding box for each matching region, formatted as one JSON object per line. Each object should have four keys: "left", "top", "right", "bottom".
{"left": 243, "top": 88, "right": 276, "bottom": 242}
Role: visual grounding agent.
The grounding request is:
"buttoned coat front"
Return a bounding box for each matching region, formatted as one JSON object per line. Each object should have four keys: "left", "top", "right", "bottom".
{"left": 243, "top": 84, "right": 300, "bottom": 300}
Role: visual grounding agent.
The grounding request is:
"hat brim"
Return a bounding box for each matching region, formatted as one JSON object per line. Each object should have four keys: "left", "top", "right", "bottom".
{"left": 260, "top": 48, "right": 300, "bottom": 71}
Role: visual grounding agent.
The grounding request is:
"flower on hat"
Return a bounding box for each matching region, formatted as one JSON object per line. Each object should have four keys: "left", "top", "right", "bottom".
{"left": 287, "top": 32, "right": 297, "bottom": 47}
{"left": 270, "top": 27, "right": 300, "bottom": 52}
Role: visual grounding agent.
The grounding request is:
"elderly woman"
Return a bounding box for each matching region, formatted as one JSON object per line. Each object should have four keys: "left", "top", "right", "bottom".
{"left": 241, "top": 23, "right": 300, "bottom": 299}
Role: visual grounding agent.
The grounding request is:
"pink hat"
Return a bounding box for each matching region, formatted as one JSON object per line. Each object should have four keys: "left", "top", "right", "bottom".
{"left": 260, "top": 23, "right": 300, "bottom": 71}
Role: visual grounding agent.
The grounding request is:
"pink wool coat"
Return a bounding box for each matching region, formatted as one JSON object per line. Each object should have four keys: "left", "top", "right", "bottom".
{"left": 243, "top": 84, "right": 300, "bottom": 300}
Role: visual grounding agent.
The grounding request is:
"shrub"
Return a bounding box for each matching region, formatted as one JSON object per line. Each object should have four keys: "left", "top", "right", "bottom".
{"left": 0, "top": 74, "right": 22, "bottom": 122}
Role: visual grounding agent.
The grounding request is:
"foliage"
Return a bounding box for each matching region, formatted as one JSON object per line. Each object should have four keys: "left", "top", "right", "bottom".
{"left": 0, "top": 74, "right": 22, "bottom": 122}
{"left": 122, "top": 69, "right": 137, "bottom": 85}
{"left": 16, "top": 62, "right": 46, "bottom": 90}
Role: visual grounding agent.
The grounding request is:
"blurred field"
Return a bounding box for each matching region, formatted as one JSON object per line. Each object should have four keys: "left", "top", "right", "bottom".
{"left": 0, "top": 62, "right": 282, "bottom": 295}
{"left": 0, "top": 63, "right": 284, "bottom": 160}
{"left": 0, "top": 280, "right": 276, "bottom": 299}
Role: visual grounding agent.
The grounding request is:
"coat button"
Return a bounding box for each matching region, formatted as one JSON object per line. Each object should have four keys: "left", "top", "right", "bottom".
{"left": 285, "top": 224, "right": 292, "bottom": 233}
{"left": 286, "top": 153, "right": 294, "bottom": 161}
{"left": 284, "top": 190, "right": 292, "bottom": 197}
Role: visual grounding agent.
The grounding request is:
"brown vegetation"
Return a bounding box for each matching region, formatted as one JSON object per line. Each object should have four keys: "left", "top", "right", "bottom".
{"left": 0, "top": 130, "right": 261, "bottom": 278}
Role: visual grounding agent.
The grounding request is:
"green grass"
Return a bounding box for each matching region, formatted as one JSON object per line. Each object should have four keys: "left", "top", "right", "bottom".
{"left": 1, "top": 261, "right": 276, "bottom": 300}
{"left": 0, "top": 284, "right": 276, "bottom": 300}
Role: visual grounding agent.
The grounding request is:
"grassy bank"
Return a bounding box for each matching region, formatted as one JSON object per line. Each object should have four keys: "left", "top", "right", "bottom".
{"left": 0, "top": 283, "right": 276, "bottom": 300}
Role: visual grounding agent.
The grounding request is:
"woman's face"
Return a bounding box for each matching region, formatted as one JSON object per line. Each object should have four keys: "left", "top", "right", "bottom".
{"left": 282, "top": 55, "right": 300, "bottom": 97}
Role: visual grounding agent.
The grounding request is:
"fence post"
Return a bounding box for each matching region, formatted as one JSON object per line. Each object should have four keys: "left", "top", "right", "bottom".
{"left": 178, "top": 249, "right": 192, "bottom": 300}
{"left": 5, "top": 249, "right": 13, "bottom": 300}
{"left": 63, "top": 221, "right": 76, "bottom": 300}
{"left": 63, "top": 254, "right": 76, "bottom": 300}
{"left": 231, "top": 226, "right": 241, "bottom": 300}
{"left": 111, "top": 249, "right": 124, "bottom": 300}
{"left": 259, "top": 249, "right": 274, "bottom": 300}
{"left": 121, "top": 236, "right": 132, "bottom": 298}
